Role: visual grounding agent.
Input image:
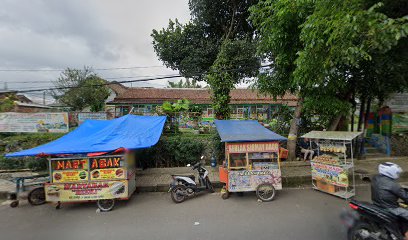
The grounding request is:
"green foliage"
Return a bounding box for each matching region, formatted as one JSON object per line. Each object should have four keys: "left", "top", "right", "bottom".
{"left": 137, "top": 134, "right": 210, "bottom": 168}
{"left": 160, "top": 99, "right": 191, "bottom": 134}
{"left": 52, "top": 67, "right": 110, "bottom": 112}
{"left": 152, "top": 0, "right": 260, "bottom": 120}
{"left": 0, "top": 133, "right": 64, "bottom": 170}
{"left": 250, "top": 0, "right": 408, "bottom": 129}
{"left": 268, "top": 105, "right": 294, "bottom": 135}
{"left": 207, "top": 40, "right": 260, "bottom": 119}
{"left": 168, "top": 79, "right": 202, "bottom": 88}
{"left": 0, "top": 94, "right": 17, "bottom": 112}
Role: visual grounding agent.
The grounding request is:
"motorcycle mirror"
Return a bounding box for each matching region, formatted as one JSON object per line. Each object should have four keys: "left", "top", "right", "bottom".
{"left": 200, "top": 156, "right": 204, "bottom": 160}
{"left": 187, "top": 164, "right": 191, "bottom": 167}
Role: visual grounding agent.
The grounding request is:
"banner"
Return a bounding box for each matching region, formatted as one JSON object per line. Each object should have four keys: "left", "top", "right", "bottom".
{"left": 228, "top": 166, "right": 282, "bottom": 192}
{"left": 45, "top": 180, "right": 128, "bottom": 202}
{"left": 394, "top": 114, "right": 408, "bottom": 133}
{"left": 227, "top": 142, "right": 279, "bottom": 153}
{"left": 0, "top": 112, "right": 68, "bottom": 133}
{"left": 89, "top": 156, "right": 126, "bottom": 180}
{"left": 311, "top": 162, "right": 349, "bottom": 187}
{"left": 51, "top": 159, "right": 89, "bottom": 182}
{"left": 77, "top": 112, "right": 107, "bottom": 124}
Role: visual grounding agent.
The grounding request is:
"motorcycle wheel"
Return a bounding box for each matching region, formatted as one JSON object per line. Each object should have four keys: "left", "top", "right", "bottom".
{"left": 347, "top": 221, "right": 373, "bottom": 240}
{"left": 256, "top": 183, "right": 276, "bottom": 202}
{"left": 206, "top": 178, "right": 215, "bottom": 193}
{"left": 28, "top": 187, "right": 46, "bottom": 206}
{"left": 170, "top": 185, "right": 186, "bottom": 203}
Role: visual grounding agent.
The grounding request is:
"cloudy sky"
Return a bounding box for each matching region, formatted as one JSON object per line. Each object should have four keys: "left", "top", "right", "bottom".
{"left": 0, "top": 0, "right": 191, "bottom": 103}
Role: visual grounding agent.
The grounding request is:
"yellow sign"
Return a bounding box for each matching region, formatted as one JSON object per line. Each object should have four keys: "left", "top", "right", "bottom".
{"left": 227, "top": 142, "right": 279, "bottom": 153}
{"left": 45, "top": 180, "right": 128, "bottom": 202}
{"left": 52, "top": 170, "right": 88, "bottom": 182}
{"left": 90, "top": 168, "right": 126, "bottom": 180}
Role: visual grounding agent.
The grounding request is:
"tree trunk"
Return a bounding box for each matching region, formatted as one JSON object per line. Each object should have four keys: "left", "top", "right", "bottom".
{"left": 364, "top": 97, "right": 372, "bottom": 130}
{"left": 287, "top": 98, "right": 303, "bottom": 161}
{"left": 357, "top": 96, "right": 366, "bottom": 131}
{"left": 328, "top": 115, "right": 342, "bottom": 131}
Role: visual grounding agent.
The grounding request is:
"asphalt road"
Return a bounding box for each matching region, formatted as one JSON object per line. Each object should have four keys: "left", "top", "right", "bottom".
{"left": 0, "top": 186, "right": 374, "bottom": 240}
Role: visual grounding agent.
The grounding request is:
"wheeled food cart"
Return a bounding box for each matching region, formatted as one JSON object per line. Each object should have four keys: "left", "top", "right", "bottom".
{"left": 45, "top": 153, "right": 136, "bottom": 211}
{"left": 5, "top": 115, "right": 167, "bottom": 211}
{"left": 215, "top": 120, "right": 287, "bottom": 201}
{"left": 301, "top": 131, "right": 362, "bottom": 199}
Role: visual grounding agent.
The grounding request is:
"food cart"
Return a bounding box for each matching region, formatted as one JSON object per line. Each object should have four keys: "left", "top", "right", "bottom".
{"left": 45, "top": 153, "right": 136, "bottom": 211}
{"left": 301, "top": 131, "right": 362, "bottom": 199}
{"left": 6, "top": 115, "right": 166, "bottom": 211}
{"left": 215, "top": 120, "right": 287, "bottom": 201}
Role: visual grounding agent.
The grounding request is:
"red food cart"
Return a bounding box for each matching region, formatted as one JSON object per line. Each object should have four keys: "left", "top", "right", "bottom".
{"left": 215, "top": 120, "right": 287, "bottom": 201}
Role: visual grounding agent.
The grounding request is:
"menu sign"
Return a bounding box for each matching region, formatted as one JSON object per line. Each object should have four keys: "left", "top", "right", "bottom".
{"left": 89, "top": 156, "right": 126, "bottom": 180}
{"left": 311, "top": 162, "right": 349, "bottom": 187}
{"left": 45, "top": 180, "right": 128, "bottom": 202}
{"left": 227, "top": 142, "right": 279, "bottom": 153}
{"left": 51, "top": 159, "right": 89, "bottom": 182}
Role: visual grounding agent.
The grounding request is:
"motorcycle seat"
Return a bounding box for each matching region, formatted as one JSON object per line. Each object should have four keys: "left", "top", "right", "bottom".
{"left": 356, "top": 201, "right": 400, "bottom": 222}
{"left": 172, "top": 175, "right": 196, "bottom": 181}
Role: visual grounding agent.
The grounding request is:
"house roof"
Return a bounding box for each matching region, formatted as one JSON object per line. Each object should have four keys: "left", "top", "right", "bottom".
{"left": 109, "top": 88, "right": 298, "bottom": 106}
{"left": 106, "top": 81, "right": 128, "bottom": 95}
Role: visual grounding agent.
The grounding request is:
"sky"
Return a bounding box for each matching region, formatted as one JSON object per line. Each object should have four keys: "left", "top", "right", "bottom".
{"left": 0, "top": 0, "right": 191, "bottom": 103}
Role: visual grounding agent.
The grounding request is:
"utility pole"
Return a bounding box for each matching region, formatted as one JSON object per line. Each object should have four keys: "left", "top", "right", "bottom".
{"left": 4, "top": 81, "right": 8, "bottom": 90}
{"left": 43, "top": 91, "right": 46, "bottom": 105}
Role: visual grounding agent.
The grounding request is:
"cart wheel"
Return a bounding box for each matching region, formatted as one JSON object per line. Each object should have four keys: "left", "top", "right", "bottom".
{"left": 97, "top": 199, "right": 115, "bottom": 212}
{"left": 28, "top": 187, "right": 46, "bottom": 206}
{"left": 220, "top": 187, "right": 229, "bottom": 200}
{"left": 10, "top": 200, "right": 19, "bottom": 208}
{"left": 256, "top": 183, "right": 276, "bottom": 202}
{"left": 56, "top": 202, "right": 61, "bottom": 210}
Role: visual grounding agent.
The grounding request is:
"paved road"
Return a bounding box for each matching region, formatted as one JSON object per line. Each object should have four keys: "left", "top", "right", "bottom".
{"left": 0, "top": 186, "right": 374, "bottom": 240}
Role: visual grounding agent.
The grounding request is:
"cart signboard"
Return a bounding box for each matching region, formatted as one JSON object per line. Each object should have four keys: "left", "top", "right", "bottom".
{"left": 228, "top": 163, "right": 282, "bottom": 192}
{"left": 226, "top": 142, "right": 279, "bottom": 153}
{"left": 89, "top": 156, "right": 126, "bottom": 180}
{"left": 45, "top": 180, "right": 128, "bottom": 202}
{"left": 51, "top": 158, "right": 89, "bottom": 182}
{"left": 311, "top": 162, "right": 349, "bottom": 187}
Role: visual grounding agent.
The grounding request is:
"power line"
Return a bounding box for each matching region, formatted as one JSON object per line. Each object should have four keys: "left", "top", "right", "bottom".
{"left": 1, "top": 75, "right": 182, "bottom": 94}
{"left": 0, "top": 65, "right": 165, "bottom": 72}
{"left": 1, "top": 64, "right": 272, "bottom": 94}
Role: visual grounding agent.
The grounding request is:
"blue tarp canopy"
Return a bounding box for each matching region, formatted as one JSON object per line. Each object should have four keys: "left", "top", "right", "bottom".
{"left": 6, "top": 115, "right": 166, "bottom": 157}
{"left": 214, "top": 120, "right": 287, "bottom": 142}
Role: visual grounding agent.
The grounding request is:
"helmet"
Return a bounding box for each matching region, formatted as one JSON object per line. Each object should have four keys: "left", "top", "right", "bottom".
{"left": 378, "top": 162, "right": 402, "bottom": 179}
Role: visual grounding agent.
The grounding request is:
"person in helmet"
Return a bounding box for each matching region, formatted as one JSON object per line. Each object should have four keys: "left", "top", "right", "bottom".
{"left": 371, "top": 162, "right": 408, "bottom": 238}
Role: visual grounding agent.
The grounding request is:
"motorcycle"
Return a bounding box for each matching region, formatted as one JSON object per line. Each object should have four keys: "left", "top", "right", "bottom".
{"left": 169, "top": 156, "right": 214, "bottom": 203}
{"left": 341, "top": 199, "right": 406, "bottom": 240}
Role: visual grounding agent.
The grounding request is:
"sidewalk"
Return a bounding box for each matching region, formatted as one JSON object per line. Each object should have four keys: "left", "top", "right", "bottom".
{"left": 135, "top": 156, "right": 408, "bottom": 192}
{"left": 0, "top": 157, "right": 407, "bottom": 198}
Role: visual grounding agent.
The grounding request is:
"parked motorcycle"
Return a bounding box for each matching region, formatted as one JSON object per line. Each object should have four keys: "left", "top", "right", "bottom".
{"left": 341, "top": 199, "right": 406, "bottom": 240}
{"left": 169, "top": 156, "right": 214, "bottom": 203}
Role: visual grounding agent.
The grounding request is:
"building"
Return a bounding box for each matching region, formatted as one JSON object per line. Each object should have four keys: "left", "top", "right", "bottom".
{"left": 108, "top": 87, "right": 297, "bottom": 121}
{"left": 0, "top": 91, "right": 53, "bottom": 113}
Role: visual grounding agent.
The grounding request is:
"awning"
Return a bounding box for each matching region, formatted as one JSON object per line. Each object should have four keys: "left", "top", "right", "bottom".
{"left": 301, "top": 131, "right": 363, "bottom": 141}
{"left": 6, "top": 115, "right": 166, "bottom": 157}
{"left": 214, "top": 120, "right": 287, "bottom": 142}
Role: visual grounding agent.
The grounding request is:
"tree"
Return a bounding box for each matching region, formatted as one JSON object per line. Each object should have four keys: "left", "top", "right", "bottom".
{"left": 52, "top": 67, "right": 110, "bottom": 112}
{"left": 250, "top": 0, "right": 407, "bottom": 160}
{"left": 152, "top": 0, "right": 260, "bottom": 119}
{"left": 167, "top": 79, "right": 202, "bottom": 88}
{"left": 160, "top": 99, "right": 190, "bottom": 133}
{"left": 0, "top": 94, "right": 17, "bottom": 112}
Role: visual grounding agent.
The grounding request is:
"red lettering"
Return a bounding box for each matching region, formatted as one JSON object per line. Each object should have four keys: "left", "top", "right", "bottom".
{"left": 72, "top": 160, "right": 79, "bottom": 169}
{"left": 114, "top": 158, "right": 120, "bottom": 167}
{"left": 107, "top": 159, "right": 113, "bottom": 167}
{"left": 65, "top": 161, "right": 72, "bottom": 169}
{"left": 100, "top": 159, "right": 107, "bottom": 168}
{"left": 81, "top": 160, "right": 87, "bottom": 169}
{"left": 57, "top": 161, "right": 65, "bottom": 170}
{"left": 91, "top": 160, "right": 98, "bottom": 169}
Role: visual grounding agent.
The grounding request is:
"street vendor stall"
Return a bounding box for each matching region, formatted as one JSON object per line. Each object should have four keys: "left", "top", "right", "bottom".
{"left": 215, "top": 120, "right": 287, "bottom": 202}
{"left": 6, "top": 115, "right": 166, "bottom": 211}
{"left": 301, "top": 131, "right": 362, "bottom": 199}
